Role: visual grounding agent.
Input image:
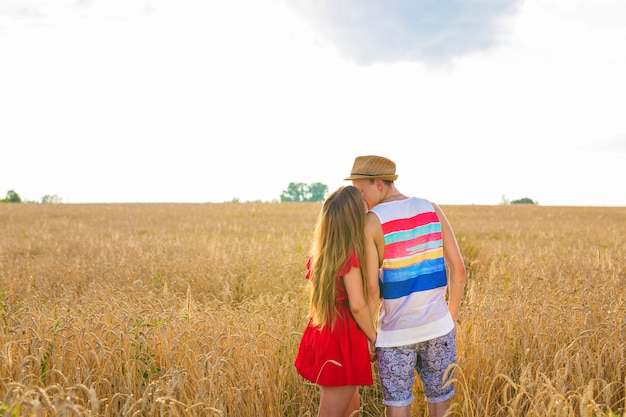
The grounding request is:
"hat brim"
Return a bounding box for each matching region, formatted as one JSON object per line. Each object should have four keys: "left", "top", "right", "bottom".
{"left": 344, "top": 174, "right": 398, "bottom": 181}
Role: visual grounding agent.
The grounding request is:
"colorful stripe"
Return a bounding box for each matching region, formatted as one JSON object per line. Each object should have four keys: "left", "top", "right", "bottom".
{"left": 383, "top": 247, "right": 444, "bottom": 271}
{"left": 385, "top": 240, "right": 443, "bottom": 269}
{"left": 385, "top": 224, "right": 441, "bottom": 246}
{"left": 384, "top": 226, "right": 440, "bottom": 245}
{"left": 383, "top": 257, "right": 446, "bottom": 282}
{"left": 382, "top": 211, "right": 440, "bottom": 234}
{"left": 381, "top": 269, "right": 448, "bottom": 300}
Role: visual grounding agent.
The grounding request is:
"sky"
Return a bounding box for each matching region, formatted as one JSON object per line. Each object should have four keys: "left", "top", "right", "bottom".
{"left": 1, "top": 0, "right": 625, "bottom": 206}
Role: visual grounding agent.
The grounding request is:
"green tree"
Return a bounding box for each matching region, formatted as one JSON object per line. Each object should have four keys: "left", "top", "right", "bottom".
{"left": 511, "top": 197, "right": 536, "bottom": 205}
{"left": 42, "top": 194, "right": 63, "bottom": 204}
{"left": 280, "top": 182, "right": 328, "bottom": 202}
{"left": 4, "top": 190, "right": 21, "bottom": 203}
{"left": 281, "top": 182, "right": 307, "bottom": 202}
{"left": 308, "top": 182, "right": 328, "bottom": 202}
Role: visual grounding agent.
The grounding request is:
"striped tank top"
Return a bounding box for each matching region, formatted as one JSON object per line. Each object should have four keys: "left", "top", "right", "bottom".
{"left": 371, "top": 197, "right": 454, "bottom": 347}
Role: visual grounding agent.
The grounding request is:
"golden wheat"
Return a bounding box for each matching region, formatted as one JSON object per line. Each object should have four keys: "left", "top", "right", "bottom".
{"left": 0, "top": 203, "right": 624, "bottom": 416}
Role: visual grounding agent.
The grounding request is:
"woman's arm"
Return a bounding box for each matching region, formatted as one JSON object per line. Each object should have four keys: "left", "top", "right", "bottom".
{"left": 364, "top": 212, "right": 383, "bottom": 322}
{"left": 343, "top": 266, "right": 377, "bottom": 344}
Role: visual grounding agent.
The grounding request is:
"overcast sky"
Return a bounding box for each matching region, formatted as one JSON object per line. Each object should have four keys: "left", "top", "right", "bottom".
{"left": 1, "top": 0, "right": 624, "bottom": 206}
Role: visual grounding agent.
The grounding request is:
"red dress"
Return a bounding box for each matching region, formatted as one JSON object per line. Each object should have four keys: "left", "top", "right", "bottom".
{"left": 294, "top": 253, "right": 373, "bottom": 386}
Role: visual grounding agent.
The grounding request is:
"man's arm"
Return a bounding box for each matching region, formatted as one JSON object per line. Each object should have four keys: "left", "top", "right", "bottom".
{"left": 433, "top": 203, "right": 466, "bottom": 331}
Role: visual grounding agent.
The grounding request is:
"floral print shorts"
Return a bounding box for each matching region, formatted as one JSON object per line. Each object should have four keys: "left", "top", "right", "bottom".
{"left": 376, "top": 330, "right": 456, "bottom": 406}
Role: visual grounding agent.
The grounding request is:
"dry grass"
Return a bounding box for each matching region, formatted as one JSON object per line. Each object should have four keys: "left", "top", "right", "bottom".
{"left": 0, "top": 203, "right": 624, "bottom": 416}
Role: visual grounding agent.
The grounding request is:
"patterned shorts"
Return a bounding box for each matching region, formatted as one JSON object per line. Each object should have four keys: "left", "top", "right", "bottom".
{"left": 376, "top": 330, "right": 456, "bottom": 407}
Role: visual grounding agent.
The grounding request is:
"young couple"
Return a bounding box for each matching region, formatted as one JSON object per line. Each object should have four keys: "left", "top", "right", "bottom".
{"left": 294, "top": 155, "right": 467, "bottom": 417}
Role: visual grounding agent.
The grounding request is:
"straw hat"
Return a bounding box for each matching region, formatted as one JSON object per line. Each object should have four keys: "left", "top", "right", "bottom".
{"left": 344, "top": 155, "right": 398, "bottom": 181}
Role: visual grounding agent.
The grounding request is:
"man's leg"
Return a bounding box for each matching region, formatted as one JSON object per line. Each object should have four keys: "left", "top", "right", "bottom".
{"left": 427, "top": 399, "right": 451, "bottom": 417}
{"left": 384, "top": 405, "right": 411, "bottom": 417}
{"left": 417, "top": 331, "right": 456, "bottom": 417}
{"left": 377, "top": 346, "right": 417, "bottom": 417}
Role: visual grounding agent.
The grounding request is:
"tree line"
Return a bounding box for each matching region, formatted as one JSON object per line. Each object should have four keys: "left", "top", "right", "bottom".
{"left": 1, "top": 184, "right": 329, "bottom": 204}
{"left": 3, "top": 186, "right": 537, "bottom": 204}
{"left": 1, "top": 189, "right": 63, "bottom": 204}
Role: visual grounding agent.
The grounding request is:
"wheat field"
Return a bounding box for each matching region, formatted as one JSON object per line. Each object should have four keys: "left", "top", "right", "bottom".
{"left": 0, "top": 203, "right": 624, "bottom": 416}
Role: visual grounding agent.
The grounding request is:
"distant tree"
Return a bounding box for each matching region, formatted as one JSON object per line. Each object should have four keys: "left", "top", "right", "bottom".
{"left": 42, "top": 194, "right": 63, "bottom": 204}
{"left": 511, "top": 197, "right": 536, "bottom": 205}
{"left": 281, "top": 182, "right": 307, "bottom": 202}
{"left": 3, "top": 190, "right": 21, "bottom": 203}
{"left": 308, "top": 182, "right": 328, "bottom": 202}
{"left": 280, "top": 182, "right": 328, "bottom": 202}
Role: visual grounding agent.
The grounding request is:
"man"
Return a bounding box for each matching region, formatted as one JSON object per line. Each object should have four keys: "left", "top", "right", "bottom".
{"left": 346, "top": 155, "right": 466, "bottom": 417}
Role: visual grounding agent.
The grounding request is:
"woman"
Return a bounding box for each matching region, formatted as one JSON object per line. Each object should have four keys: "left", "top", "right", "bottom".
{"left": 294, "top": 185, "right": 378, "bottom": 417}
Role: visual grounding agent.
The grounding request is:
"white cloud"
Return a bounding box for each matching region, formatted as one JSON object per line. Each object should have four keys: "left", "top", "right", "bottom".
{"left": 286, "top": 0, "right": 522, "bottom": 64}
{"left": 0, "top": 0, "right": 624, "bottom": 205}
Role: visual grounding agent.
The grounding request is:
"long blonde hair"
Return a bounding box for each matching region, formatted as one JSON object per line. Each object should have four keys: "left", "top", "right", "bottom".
{"left": 308, "top": 185, "right": 368, "bottom": 329}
